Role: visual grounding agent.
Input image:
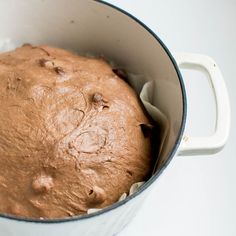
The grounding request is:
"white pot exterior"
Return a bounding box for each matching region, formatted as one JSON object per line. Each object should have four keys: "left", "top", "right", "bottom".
{"left": 0, "top": 188, "right": 151, "bottom": 236}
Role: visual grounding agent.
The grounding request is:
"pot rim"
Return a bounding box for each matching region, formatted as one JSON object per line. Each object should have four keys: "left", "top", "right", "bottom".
{"left": 0, "top": 0, "right": 187, "bottom": 224}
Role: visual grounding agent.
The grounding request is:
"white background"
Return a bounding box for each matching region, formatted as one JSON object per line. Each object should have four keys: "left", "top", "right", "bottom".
{"left": 105, "top": 1, "right": 236, "bottom": 236}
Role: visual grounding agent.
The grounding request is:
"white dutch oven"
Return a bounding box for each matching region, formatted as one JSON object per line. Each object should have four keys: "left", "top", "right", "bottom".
{"left": 0, "top": 0, "right": 230, "bottom": 235}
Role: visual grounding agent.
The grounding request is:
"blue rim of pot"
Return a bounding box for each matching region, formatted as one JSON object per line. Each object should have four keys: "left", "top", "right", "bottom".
{"left": 0, "top": 0, "right": 187, "bottom": 224}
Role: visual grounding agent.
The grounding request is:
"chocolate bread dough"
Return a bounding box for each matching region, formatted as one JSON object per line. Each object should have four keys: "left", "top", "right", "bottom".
{"left": 0, "top": 45, "right": 152, "bottom": 219}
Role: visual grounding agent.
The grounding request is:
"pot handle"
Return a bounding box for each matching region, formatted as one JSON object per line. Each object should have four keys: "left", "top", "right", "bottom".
{"left": 174, "top": 53, "right": 230, "bottom": 155}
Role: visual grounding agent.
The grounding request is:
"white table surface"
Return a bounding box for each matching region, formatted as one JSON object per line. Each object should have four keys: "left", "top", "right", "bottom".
{"left": 105, "top": 1, "right": 236, "bottom": 236}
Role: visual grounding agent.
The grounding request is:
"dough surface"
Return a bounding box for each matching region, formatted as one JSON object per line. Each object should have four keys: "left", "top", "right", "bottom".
{"left": 0, "top": 45, "right": 152, "bottom": 218}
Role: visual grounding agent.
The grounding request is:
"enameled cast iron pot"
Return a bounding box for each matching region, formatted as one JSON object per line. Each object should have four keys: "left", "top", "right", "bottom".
{"left": 0, "top": 0, "right": 230, "bottom": 235}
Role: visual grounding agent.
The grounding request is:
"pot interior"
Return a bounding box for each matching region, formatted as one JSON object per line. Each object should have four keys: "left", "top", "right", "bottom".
{"left": 0, "top": 0, "right": 186, "bottom": 217}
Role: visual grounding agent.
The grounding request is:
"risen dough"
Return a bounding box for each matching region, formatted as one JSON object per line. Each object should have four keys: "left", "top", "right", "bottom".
{"left": 0, "top": 45, "right": 152, "bottom": 219}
